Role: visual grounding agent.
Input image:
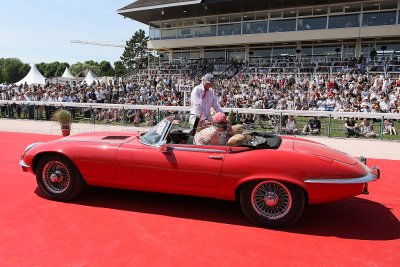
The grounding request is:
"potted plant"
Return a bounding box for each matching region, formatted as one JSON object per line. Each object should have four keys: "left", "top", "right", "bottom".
{"left": 52, "top": 109, "right": 72, "bottom": 136}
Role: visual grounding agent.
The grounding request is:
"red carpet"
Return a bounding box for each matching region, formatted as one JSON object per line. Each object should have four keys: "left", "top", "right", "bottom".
{"left": 0, "top": 131, "right": 399, "bottom": 266}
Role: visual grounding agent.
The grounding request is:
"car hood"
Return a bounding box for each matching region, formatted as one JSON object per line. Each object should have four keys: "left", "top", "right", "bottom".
{"left": 293, "top": 140, "right": 357, "bottom": 165}
{"left": 58, "top": 131, "right": 141, "bottom": 144}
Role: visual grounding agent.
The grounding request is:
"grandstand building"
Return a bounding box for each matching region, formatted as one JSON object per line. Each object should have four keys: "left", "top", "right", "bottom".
{"left": 118, "top": 0, "right": 400, "bottom": 64}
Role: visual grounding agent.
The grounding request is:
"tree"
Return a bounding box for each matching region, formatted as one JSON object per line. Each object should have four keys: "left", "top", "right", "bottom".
{"left": 0, "top": 58, "right": 29, "bottom": 83}
{"left": 99, "top": 61, "right": 114, "bottom": 76}
{"left": 114, "top": 61, "right": 127, "bottom": 77}
{"left": 120, "top": 29, "right": 150, "bottom": 70}
{"left": 56, "top": 62, "right": 70, "bottom": 77}
{"left": 70, "top": 62, "right": 85, "bottom": 76}
{"left": 83, "top": 60, "right": 100, "bottom": 76}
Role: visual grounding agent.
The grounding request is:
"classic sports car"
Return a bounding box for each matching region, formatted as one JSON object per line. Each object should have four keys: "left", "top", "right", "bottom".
{"left": 20, "top": 118, "right": 380, "bottom": 228}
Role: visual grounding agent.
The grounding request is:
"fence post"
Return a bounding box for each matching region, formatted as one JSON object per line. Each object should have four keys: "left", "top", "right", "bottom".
{"left": 279, "top": 112, "right": 283, "bottom": 134}
{"left": 379, "top": 116, "right": 384, "bottom": 141}
{"left": 236, "top": 111, "right": 239, "bottom": 123}
{"left": 328, "top": 114, "right": 332, "bottom": 138}
{"left": 90, "top": 106, "right": 95, "bottom": 126}
{"left": 157, "top": 108, "right": 160, "bottom": 124}
{"left": 123, "top": 108, "right": 127, "bottom": 126}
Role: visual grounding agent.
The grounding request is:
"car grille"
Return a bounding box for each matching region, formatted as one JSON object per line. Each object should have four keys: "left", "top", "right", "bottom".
{"left": 102, "top": 136, "right": 130, "bottom": 140}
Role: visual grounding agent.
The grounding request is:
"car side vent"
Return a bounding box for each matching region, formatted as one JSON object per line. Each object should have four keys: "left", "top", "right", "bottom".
{"left": 102, "top": 136, "right": 130, "bottom": 140}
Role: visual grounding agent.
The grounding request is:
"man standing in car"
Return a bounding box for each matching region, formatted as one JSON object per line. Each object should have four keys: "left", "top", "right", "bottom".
{"left": 189, "top": 73, "right": 223, "bottom": 127}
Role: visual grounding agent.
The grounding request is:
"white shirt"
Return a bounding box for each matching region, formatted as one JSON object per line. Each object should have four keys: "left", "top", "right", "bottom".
{"left": 189, "top": 83, "right": 222, "bottom": 125}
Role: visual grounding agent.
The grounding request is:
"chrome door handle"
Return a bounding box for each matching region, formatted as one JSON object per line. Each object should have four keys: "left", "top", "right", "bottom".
{"left": 208, "top": 155, "right": 223, "bottom": 160}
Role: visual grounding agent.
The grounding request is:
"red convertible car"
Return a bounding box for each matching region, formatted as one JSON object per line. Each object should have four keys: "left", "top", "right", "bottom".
{"left": 20, "top": 118, "right": 380, "bottom": 228}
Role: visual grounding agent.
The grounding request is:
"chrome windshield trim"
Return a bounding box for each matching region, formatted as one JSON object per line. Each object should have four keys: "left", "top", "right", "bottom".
{"left": 171, "top": 146, "right": 226, "bottom": 153}
{"left": 19, "top": 160, "right": 30, "bottom": 168}
{"left": 305, "top": 166, "right": 379, "bottom": 184}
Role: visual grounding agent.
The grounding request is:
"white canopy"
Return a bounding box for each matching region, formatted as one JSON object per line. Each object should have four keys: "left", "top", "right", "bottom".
{"left": 16, "top": 64, "right": 46, "bottom": 85}
{"left": 84, "top": 70, "right": 96, "bottom": 85}
{"left": 61, "top": 67, "right": 75, "bottom": 79}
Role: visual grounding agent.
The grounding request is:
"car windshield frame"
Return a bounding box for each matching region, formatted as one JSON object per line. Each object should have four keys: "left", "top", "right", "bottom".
{"left": 139, "top": 118, "right": 172, "bottom": 146}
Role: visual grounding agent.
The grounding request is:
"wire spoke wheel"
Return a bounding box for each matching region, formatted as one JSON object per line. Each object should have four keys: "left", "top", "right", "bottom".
{"left": 251, "top": 181, "right": 292, "bottom": 220}
{"left": 42, "top": 161, "right": 71, "bottom": 194}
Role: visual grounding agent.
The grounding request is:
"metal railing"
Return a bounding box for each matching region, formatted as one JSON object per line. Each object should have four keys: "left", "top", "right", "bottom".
{"left": 1, "top": 100, "right": 399, "bottom": 141}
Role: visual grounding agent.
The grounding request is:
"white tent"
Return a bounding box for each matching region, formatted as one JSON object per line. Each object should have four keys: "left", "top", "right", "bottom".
{"left": 84, "top": 70, "right": 96, "bottom": 85}
{"left": 16, "top": 64, "right": 46, "bottom": 85}
{"left": 61, "top": 67, "right": 75, "bottom": 79}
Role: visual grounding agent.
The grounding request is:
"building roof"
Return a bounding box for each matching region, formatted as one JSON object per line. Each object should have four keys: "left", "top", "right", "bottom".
{"left": 118, "top": 0, "right": 366, "bottom": 25}
{"left": 119, "top": 0, "right": 200, "bottom": 11}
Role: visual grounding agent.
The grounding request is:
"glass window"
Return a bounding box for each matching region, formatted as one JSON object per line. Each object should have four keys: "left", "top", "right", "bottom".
{"left": 175, "top": 20, "right": 194, "bottom": 27}
{"left": 313, "top": 45, "right": 337, "bottom": 56}
{"left": 243, "top": 13, "right": 256, "bottom": 21}
{"left": 161, "top": 21, "right": 173, "bottom": 28}
{"left": 298, "top": 8, "right": 312, "bottom": 17}
{"left": 149, "top": 26, "right": 160, "bottom": 40}
{"left": 227, "top": 50, "right": 245, "bottom": 61}
{"left": 328, "top": 14, "right": 359, "bottom": 29}
{"left": 363, "top": 11, "right": 397, "bottom": 26}
{"left": 255, "top": 11, "right": 269, "bottom": 20}
{"left": 177, "top": 27, "right": 193, "bottom": 38}
{"left": 313, "top": 7, "right": 327, "bottom": 15}
{"left": 269, "top": 19, "right": 296, "bottom": 32}
{"left": 344, "top": 3, "right": 361, "bottom": 13}
{"left": 230, "top": 14, "right": 242, "bottom": 23}
{"left": 243, "top": 21, "right": 268, "bottom": 34}
{"left": 218, "top": 23, "right": 241, "bottom": 36}
{"left": 330, "top": 5, "right": 343, "bottom": 14}
{"left": 249, "top": 48, "right": 272, "bottom": 58}
{"left": 301, "top": 46, "right": 313, "bottom": 56}
{"left": 376, "top": 42, "right": 400, "bottom": 56}
{"left": 159, "top": 52, "right": 169, "bottom": 62}
{"left": 161, "top": 29, "right": 176, "bottom": 39}
{"left": 380, "top": 0, "right": 397, "bottom": 10}
{"left": 363, "top": 1, "right": 381, "bottom": 11}
{"left": 190, "top": 50, "right": 200, "bottom": 59}
{"left": 270, "top": 11, "right": 282, "bottom": 18}
{"left": 283, "top": 9, "right": 297, "bottom": 18}
{"left": 194, "top": 25, "right": 217, "bottom": 37}
{"left": 196, "top": 17, "right": 217, "bottom": 25}
{"left": 204, "top": 50, "right": 225, "bottom": 60}
{"left": 342, "top": 45, "right": 355, "bottom": 58}
{"left": 218, "top": 16, "right": 229, "bottom": 23}
{"left": 272, "top": 47, "right": 296, "bottom": 57}
{"left": 298, "top": 17, "right": 327, "bottom": 31}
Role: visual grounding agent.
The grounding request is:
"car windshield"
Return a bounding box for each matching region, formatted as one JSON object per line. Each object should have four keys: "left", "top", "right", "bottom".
{"left": 140, "top": 119, "right": 170, "bottom": 145}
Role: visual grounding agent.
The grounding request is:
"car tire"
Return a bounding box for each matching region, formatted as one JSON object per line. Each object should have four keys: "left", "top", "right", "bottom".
{"left": 240, "top": 180, "right": 305, "bottom": 228}
{"left": 36, "top": 154, "right": 85, "bottom": 201}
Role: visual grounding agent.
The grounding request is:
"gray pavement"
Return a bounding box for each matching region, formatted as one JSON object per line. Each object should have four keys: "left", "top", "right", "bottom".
{"left": 1, "top": 118, "right": 399, "bottom": 160}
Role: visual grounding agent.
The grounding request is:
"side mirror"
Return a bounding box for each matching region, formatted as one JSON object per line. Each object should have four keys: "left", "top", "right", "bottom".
{"left": 159, "top": 144, "right": 172, "bottom": 153}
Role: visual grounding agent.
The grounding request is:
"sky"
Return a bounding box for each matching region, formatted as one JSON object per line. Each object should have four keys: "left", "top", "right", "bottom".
{"left": 0, "top": 0, "right": 145, "bottom": 65}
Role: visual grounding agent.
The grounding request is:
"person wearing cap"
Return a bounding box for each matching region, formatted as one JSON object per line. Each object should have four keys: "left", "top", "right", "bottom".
{"left": 189, "top": 73, "right": 223, "bottom": 127}
{"left": 194, "top": 112, "right": 229, "bottom": 146}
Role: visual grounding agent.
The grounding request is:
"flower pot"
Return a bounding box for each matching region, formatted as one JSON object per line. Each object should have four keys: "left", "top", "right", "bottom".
{"left": 61, "top": 128, "right": 71, "bottom": 136}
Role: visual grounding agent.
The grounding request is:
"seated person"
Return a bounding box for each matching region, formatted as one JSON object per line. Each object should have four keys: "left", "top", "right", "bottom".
{"left": 283, "top": 115, "right": 299, "bottom": 135}
{"left": 243, "top": 113, "right": 255, "bottom": 129}
{"left": 359, "top": 118, "right": 377, "bottom": 138}
{"left": 303, "top": 116, "right": 321, "bottom": 135}
{"left": 194, "top": 112, "right": 229, "bottom": 146}
{"left": 344, "top": 117, "right": 360, "bottom": 138}
{"left": 384, "top": 119, "right": 397, "bottom": 135}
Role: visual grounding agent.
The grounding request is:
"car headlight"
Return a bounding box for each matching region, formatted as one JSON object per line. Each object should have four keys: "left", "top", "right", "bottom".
{"left": 21, "top": 142, "right": 42, "bottom": 159}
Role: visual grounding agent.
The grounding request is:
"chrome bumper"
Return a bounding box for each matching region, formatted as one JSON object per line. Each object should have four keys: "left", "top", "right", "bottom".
{"left": 19, "top": 160, "right": 31, "bottom": 172}
{"left": 305, "top": 166, "right": 380, "bottom": 184}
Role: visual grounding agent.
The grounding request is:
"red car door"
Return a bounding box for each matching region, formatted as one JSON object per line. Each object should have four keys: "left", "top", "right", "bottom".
{"left": 132, "top": 144, "right": 226, "bottom": 187}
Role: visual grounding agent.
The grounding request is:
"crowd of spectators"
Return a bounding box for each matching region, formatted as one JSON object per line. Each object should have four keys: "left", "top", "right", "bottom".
{"left": 1, "top": 57, "right": 400, "bottom": 137}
